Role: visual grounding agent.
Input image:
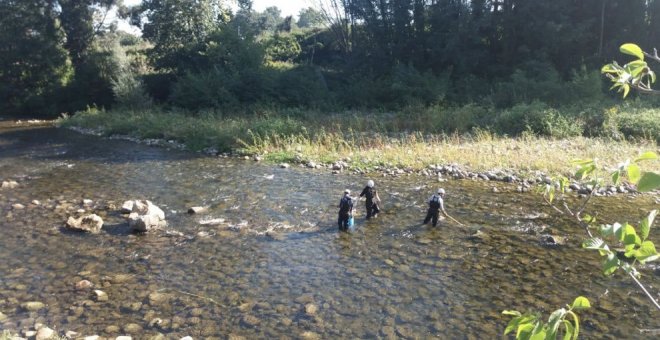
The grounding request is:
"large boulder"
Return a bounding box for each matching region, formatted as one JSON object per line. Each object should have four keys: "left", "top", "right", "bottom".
{"left": 66, "top": 214, "right": 104, "bottom": 233}
{"left": 127, "top": 200, "right": 167, "bottom": 232}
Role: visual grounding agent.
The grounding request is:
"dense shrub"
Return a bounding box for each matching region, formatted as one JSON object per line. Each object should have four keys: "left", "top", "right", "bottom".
{"left": 275, "top": 66, "right": 329, "bottom": 107}
{"left": 494, "top": 101, "right": 583, "bottom": 138}
{"left": 264, "top": 34, "right": 302, "bottom": 62}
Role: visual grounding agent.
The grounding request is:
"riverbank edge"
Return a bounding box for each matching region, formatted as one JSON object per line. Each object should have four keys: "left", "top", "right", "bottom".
{"left": 57, "top": 122, "right": 649, "bottom": 198}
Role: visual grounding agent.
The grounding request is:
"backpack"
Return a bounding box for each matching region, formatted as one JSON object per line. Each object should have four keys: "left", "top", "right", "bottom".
{"left": 340, "top": 196, "right": 353, "bottom": 213}
{"left": 365, "top": 187, "right": 374, "bottom": 200}
{"left": 430, "top": 195, "right": 441, "bottom": 210}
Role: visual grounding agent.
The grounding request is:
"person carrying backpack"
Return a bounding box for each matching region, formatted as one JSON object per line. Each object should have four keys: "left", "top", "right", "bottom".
{"left": 338, "top": 189, "right": 354, "bottom": 231}
{"left": 359, "top": 180, "right": 381, "bottom": 219}
{"left": 424, "top": 188, "right": 448, "bottom": 227}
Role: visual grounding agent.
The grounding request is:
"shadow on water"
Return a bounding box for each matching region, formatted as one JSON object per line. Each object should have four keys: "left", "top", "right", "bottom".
{"left": 0, "top": 123, "right": 203, "bottom": 164}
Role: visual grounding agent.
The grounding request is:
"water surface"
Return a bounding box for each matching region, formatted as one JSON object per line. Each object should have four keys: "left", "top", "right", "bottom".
{"left": 0, "top": 121, "right": 658, "bottom": 339}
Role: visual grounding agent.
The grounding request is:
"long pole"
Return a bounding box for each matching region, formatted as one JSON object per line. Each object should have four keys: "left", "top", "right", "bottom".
{"left": 447, "top": 214, "right": 465, "bottom": 226}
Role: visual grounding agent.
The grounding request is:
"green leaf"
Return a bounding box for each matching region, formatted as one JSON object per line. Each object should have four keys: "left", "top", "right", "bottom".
{"left": 634, "top": 240, "right": 659, "bottom": 264}
{"left": 575, "top": 164, "right": 596, "bottom": 180}
{"left": 603, "top": 253, "right": 620, "bottom": 275}
{"left": 627, "top": 163, "right": 641, "bottom": 184}
{"left": 634, "top": 151, "right": 658, "bottom": 162}
{"left": 502, "top": 310, "right": 522, "bottom": 317}
{"left": 620, "top": 43, "right": 645, "bottom": 60}
{"left": 622, "top": 223, "right": 641, "bottom": 246}
{"left": 571, "top": 296, "right": 591, "bottom": 311}
{"left": 529, "top": 327, "right": 546, "bottom": 340}
{"left": 546, "top": 308, "right": 567, "bottom": 339}
{"left": 563, "top": 320, "right": 575, "bottom": 340}
{"left": 649, "top": 70, "right": 656, "bottom": 83}
{"left": 517, "top": 322, "right": 537, "bottom": 340}
{"left": 611, "top": 170, "right": 621, "bottom": 185}
{"left": 613, "top": 222, "right": 626, "bottom": 241}
{"left": 637, "top": 172, "right": 660, "bottom": 192}
{"left": 623, "top": 83, "right": 630, "bottom": 98}
{"left": 505, "top": 314, "right": 537, "bottom": 335}
{"left": 601, "top": 64, "right": 622, "bottom": 74}
{"left": 583, "top": 237, "right": 605, "bottom": 249}
{"left": 504, "top": 316, "right": 522, "bottom": 335}
{"left": 625, "top": 60, "right": 648, "bottom": 77}
{"left": 640, "top": 210, "right": 657, "bottom": 241}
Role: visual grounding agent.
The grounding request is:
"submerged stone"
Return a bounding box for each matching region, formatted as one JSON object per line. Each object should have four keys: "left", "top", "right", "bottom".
{"left": 65, "top": 214, "right": 103, "bottom": 233}
{"left": 21, "top": 301, "right": 45, "bottom": 311}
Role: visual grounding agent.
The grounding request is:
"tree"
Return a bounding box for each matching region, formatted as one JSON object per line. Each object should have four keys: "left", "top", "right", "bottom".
{"left": 257, "top": 6, "right": 283, "bottom": 32}
{"left": 57, "top": 0, "right": 117, "bottom": 70}
{"left": 122, "top": 0, "right": 228, "bottom": 72}
{"left": 297, "top": 7, "right": 324, "bottom": 28}
{"left": 0, "top": 0, "right": 72, "bottom": 115}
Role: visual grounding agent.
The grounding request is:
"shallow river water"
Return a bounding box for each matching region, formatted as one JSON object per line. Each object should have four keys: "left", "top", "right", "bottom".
{"left": 0, "top": 120, "right": 658, "bottom": 339}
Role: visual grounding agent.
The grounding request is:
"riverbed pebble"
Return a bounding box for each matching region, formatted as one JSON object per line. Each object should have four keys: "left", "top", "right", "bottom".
{"left": 188, "top": 206, "right": 208, "bottom": 214}
{"left": 65, "top": 214, "right": 104, "bottom": 233}
{"left": 75, "top": 280, "right": 93, "bottom": 290}
{"left": 35, "top": 327, "right": 55, "bottom": 340}
{"left": 2, "top": 180, "right": 19, "bottom": 189}
{"left": 123, "top": 323, "right": 143, "bottom": 334}
{"left": 21, "top": 301, "right": 45, "bottom": 311}
{"left": 93, "top": 290, "right": 108, "bottom": 302}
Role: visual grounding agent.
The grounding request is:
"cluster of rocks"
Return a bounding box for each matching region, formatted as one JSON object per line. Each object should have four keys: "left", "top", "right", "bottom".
{"left": 3, "top": 323, "right": 193, "bottom": 340}
{"left": 65, "top": 199, "right": 167, "bottom": 234}
{"left": 268, "top": 158, "right": 639, "bottom": 197}
{"left": 67, "top": 126, "right": 186, "bottom": 151}
{"left": 2, "top": 180, "right": 19, "bottom": 189}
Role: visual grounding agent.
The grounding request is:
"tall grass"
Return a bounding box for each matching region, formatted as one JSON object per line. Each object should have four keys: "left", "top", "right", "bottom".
{"left": 59, "top": 103, "right": 660, "bottom": 177}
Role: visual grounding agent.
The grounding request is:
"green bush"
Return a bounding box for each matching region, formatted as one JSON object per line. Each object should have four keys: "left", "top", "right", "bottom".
{"left": 169, "top": 71, "right": 238, "bottom": 110}
{"left": 264, "top": 34, "right": 302, "bottom": 62}
{"left": 494, "top": 101, "right": 583, "bottom": 137}
{"left": 275, "top": 66, "right": 329, "bottom": 107}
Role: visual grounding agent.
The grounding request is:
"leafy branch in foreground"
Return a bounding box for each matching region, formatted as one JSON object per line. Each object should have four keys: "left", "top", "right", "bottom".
{"left": 602, "top": 43, "right": 659, "bottom": 97}
{"left": 503, "top": 296, "right": 590, "bottom": 340}
{"left": 504, "top": 151, "right": 659, "bottom": 339}
{"left": 540, "top": 151, "right": 660, "bottom": 312}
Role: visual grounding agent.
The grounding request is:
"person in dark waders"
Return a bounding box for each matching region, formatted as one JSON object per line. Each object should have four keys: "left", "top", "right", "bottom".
{"left": 359, "top": 180, "right": 380, "bottom": 219}
{"left": 424, "top": 188, "right": 449, "bottom": 227}
{"left": 338, "top": 189, "right": 354, "bottom": 231}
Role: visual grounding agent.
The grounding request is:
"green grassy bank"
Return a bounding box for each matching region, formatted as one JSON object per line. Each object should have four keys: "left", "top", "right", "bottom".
{"left": 59, "top": 103, "right": 660, "bottom": 178}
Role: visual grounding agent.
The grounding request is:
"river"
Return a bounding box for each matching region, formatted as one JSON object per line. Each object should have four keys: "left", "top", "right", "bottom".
{"left": 0, "top": 120, "right": 657, "bottom": 339}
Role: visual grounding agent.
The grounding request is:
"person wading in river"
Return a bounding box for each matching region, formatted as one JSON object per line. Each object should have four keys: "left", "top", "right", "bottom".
{"left": 359, "top": 180, "right": 380, "bottom": 219}
{"left": 338, "top": 189, "right": 354, "bottom": 231}
{"left": 424, "top": 188, "right": 449, "bottom": 227}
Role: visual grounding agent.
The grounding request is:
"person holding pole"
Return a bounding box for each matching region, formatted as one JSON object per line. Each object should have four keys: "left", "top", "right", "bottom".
{"left": 424, "top": 188, "right": 449, "bottom": 227}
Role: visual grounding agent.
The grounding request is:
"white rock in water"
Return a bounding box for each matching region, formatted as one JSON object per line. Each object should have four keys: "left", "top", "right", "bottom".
{"left": 1, "top": 180, "right": 18, "bottom": 188}
{"left": 180, "top": 337, "right": 193, "bottom": 340}
{"left": 187, "top": 206, "right": 208, "bottom": 214}
{"left": 35, "top": 327, "right": 55, "bottom": 340}
{"left": 31, "top": 200, "right": 41, "bottom": 205}
{"left": 120, "top": 200, "right": 134, "bottom": 213}
{"left": 116, "top": 337, "right": 132, "bottom": 340}
{"left": 82, "top": 199, "right": 93, "bottom": 206}
{"left": 12, "top": 203, "right": 25, "bottom": 210}
{"left": 84, "top": 336, "right": 100, "bottom": 340}
{"left": 94, "top": 290, "right": 109, "bottom": 302}
{"left": 199, "top": 218, "right": 225, "bottom": 225}
{"left": 279, "top": 163, "right": 290, "bottom": 169}
{"left": 65, "top": 214, "right": 104, "bottom": 233}
{"left": 127, "top": 200, "right": 167, "bottom": 232}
